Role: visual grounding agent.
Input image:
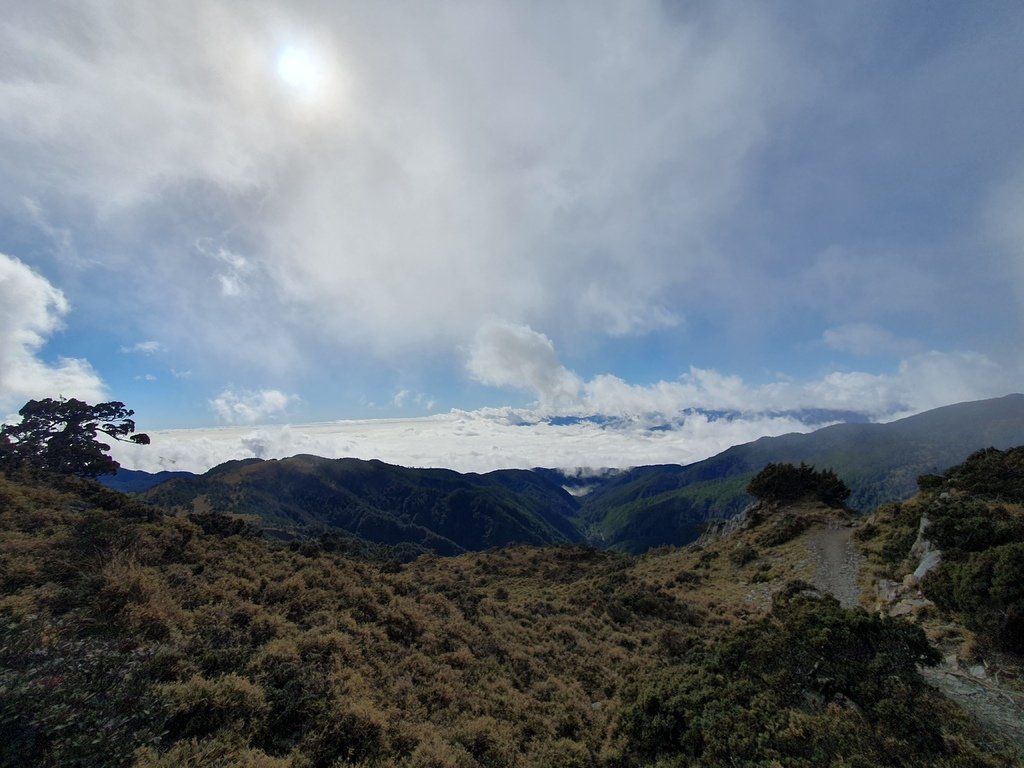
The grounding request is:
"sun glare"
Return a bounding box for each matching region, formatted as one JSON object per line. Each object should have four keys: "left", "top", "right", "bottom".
{"left": 276, "top": 45, "right": 322, "bottom": 93}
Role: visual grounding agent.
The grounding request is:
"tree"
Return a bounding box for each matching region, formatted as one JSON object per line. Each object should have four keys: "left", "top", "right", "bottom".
{"left": 746, "top": 462, "right": 850, "bottom": 507}
{"left": 0, "top": 398, "right": 149, "bottom": 478}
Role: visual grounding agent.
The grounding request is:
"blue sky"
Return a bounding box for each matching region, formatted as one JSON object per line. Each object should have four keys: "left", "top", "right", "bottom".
{"left": 1, "top": 2, "right": 1022, "bottom": 470}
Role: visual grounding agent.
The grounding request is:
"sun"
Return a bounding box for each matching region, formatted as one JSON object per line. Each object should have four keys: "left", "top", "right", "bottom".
{"left": 276, "top": 45, "right": 323, "bottom": 93}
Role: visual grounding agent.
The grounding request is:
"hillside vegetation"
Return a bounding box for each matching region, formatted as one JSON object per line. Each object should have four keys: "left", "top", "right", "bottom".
{"left": 578, "top": 394, "right": 1024, "bottom": 551}
{"left": 130, "top": 395, "right": 1024, "bottom": 557}
{"left": 859, "top": 447, "right": 1024, "bottom": 657}
{"left": 142, "top": 456, "right": 582, "bottom": 558}
{"left": 1, "top": 466, "right": 1018, "bottom": 767}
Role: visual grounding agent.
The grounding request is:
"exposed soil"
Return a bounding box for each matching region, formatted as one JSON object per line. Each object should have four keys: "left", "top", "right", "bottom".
{"left": 807, "top": 522, "right": 863, "bottom": 608}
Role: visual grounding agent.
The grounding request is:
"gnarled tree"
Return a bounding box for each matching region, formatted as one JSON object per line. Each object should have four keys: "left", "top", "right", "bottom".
{"left": 746, "top": 462, "right": 850, "bottom": 507}
{"left": 0, "top": 398, "right": 149, "bottom": 477}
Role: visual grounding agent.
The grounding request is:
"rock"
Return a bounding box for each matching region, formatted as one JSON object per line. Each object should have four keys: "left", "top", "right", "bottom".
{"left": 890, "top": 597, "right": 932, "bottom": 617}
{"left": 912, "top": 549, "right": 942, "bottom": 582}
{"left": 968, "top": 664, "right": 987, "bottom": 679}
{"left": 877, "top": 578, "right": 900, "bottom": 602}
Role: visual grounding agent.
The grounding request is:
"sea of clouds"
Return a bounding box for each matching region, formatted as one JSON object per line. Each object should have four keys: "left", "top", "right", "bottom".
{"left": 107, "top": 407, "right": 823, "bottom": 475}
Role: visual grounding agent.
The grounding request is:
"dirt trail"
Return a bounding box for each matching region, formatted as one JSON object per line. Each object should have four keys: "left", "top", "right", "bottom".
{"left": 806, "top": 522, "right": 863, "bottom": 608}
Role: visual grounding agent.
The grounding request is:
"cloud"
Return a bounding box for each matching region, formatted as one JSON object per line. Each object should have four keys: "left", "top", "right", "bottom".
{"left": 0, "top": 253, "right": 105, "bottom": 412}
{"left": 822, "top": 323, "right": 920, "bottom": 357}
{"left": 209, "top": 387, "right": 297, "bottom": 424}
{"left": 1, "top": 2, "right": 1021, "bottom": 426}
{"left": 108, "top": 409, "right": 819, "bottom": 476}
{"left": 390, "top": 389, "right": 437, "bottom": 411}
{"left": 195, "top": 239, "right": 254, "bottom": 298}
{"left": 469, "top": 321, "right": 1018, "bottom": 422}
{"left": 111, "top": 350, "right": 1022, "bottom": 476}
{"left": 121, "top": 340, "right": 165, "bottom": 355}
{"left": 467, "top": 321, "right": 581, "bottom": 406}
{"left": 0, "top": 1, "right": 793, "bottom": 367}
{"left": 583, "top": 352, "right": 1018, "bottom": 421}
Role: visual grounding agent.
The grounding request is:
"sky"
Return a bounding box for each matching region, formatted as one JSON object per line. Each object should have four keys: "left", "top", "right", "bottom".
{"left": 1, "top": 2, "right": 1022, "bottom": 473}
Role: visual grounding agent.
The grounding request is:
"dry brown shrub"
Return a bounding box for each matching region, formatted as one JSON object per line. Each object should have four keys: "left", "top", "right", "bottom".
{"left": 160, "top": 673, "right": 269, "bottom": 740}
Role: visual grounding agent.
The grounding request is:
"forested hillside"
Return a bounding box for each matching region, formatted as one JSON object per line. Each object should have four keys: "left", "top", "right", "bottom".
{"left": 578, "top": 394, "right": 1024, "bottom": 551}
{"left": 142, "top": 455, "right": 583, "bottom": 558}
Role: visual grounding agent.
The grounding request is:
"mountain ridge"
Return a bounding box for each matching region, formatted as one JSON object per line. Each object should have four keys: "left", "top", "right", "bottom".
{"left": 130, "top": 394, "right": 1024, "bottom": 555}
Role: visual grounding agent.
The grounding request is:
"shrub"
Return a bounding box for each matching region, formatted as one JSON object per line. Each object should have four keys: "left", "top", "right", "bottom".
{"left": 618, "top": 588, "right": 948, "bottom": 767}
{"left": 940, "top": 446, "right": 1024, "bottom": 502}
{"left": 757, "top": 512, "right": 812, "bottom": 547}
{"left": 728, "top": 544, "right": 758, "bottom": 567}
{"left": 160, "top": 674, "right": 269, "bottom": 740}
{"left": 747, "top": 462, "right": 850, "bottom": 507}
{"left": 0, "top": 617, "right": 166, "bottom": 768}
{"left": 922, "top": 543, "right": 1024, "bottom": 654}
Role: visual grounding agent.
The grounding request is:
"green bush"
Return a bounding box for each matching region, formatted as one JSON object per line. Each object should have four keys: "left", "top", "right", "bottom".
{"left": 618, "top": 587, "right": 953, "bottom": 767}
{"left": 925, "top": 501, "right": 1024, "bottom": 553}
{"left": 922, "top": 543, "right": 1024, "bottom": 654}
{"left": 747, "top": 463, "right": 851, "bottom": 507}
{"left": 940, "top": 446, "right": 1024, "bottom": 502}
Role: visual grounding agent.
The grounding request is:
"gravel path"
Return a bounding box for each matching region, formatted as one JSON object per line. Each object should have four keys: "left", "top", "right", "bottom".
{"left": 807, "top": 523, "right": 863, "bottom": 608}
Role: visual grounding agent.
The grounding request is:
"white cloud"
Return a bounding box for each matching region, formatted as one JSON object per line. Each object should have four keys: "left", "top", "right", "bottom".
{"left": 110, "top": 343, "right": 1022, "bottom": 475}
{"left": 121, "top": 340, "right": 165, "bottom": 355}
{"left": 209, "top": 387, "right": 297, "bottom": 425}
{"left": 0, "top": 253, "right": 105, "bottom": 412}
{"left": 578, "top": 284, "right": 683, "bottom": 337}
{"left": 468, "top": 322, "right": 1017, "bottom": 422}
{"left": 195, "top": 239, "right": 254, "bottom": 298}
{"left": 1, "top": 2, "right": 1021, "bottom": 425}
{"left": 108, "top": 409, "right": 818, "bottom": 476}
{"left": 581, "top": 352, "right": 1018, "bottom": 421}
{"left": 0, "top": 1, "right": 794, "bottom": 367}
{"left": 467, "top": 321, "right": 581, "bottom": 406}
{"left": 388, "top": 389, "right": 436, "bottom": 411}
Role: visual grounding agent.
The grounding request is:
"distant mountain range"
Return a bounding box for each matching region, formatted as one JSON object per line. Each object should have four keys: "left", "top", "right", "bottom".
{"left": 99, "top": 467, "right": 196, "bottom": 493}
{"left": 140, "top": 454, "right": 582, "bottom": 557}
{"left": 119, "top": 394, "right": 1024, "bottom": 555}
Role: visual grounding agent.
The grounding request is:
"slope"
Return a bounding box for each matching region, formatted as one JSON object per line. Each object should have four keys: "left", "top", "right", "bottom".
{"left": 2, "top": 470, "right": 1017, "bottom": 767}
{"left": 142, "top": 454, "right": 583, "bottom": 556}
{"left": 580, "top": 393, "right": 1024, "bottom": 552}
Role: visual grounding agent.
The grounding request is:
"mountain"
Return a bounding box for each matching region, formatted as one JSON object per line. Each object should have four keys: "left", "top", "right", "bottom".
{"left": 130, "top": 395, "right": 1024, "bottom": 555}
{"left": 576, "top": 394, "right": 1024, "bottom": 552}
{"left": 98, "top": 467, "right": 196, "bottom": 493}
{"left": 142, "top": 454, "right": 583, "bottom": 556}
